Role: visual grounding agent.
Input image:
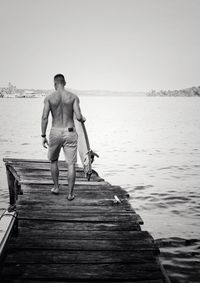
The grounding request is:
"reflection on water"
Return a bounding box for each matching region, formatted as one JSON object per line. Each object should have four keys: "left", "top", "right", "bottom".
{"left": 0, "top": 97, "right": 200, "bottom": 282}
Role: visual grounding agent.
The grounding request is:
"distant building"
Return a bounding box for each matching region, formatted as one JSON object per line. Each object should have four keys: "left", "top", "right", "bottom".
{"left": 8, "top": 82, "right": 17, "bottom": 94}
{"left": 23, "top": 90, "right": 36, "bottom": 97}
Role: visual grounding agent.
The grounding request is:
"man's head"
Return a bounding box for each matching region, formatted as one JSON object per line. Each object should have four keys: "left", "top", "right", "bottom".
{"left": 54, "top": 74, "right": 66, "bottom": 89}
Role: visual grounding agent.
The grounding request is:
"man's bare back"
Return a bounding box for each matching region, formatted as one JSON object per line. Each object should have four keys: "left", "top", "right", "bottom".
{"left": 45, "top": 90, "right": 82, "bottom": 129}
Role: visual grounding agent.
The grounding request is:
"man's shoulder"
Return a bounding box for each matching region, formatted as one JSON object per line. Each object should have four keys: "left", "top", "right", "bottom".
{"left": 66, "top": 90, "right": 79, "bottom": 101}
{"left": 44, "top": 92, "right": 56, "bottom": 102}
{"left": 44, "top": 94, "right": 50, "bottom": 103}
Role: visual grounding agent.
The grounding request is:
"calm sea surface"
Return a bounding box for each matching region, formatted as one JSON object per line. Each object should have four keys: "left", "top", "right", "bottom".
{"left": 0, "top": 96, "right": 200, "bottom": 282}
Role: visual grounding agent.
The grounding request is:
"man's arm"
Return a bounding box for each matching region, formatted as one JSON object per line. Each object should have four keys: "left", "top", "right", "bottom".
{"left": 73, "top": 96, "right": 85, "bottom": 122}
{"left": 41, "top": 97, "right": 50, "bottom": 148}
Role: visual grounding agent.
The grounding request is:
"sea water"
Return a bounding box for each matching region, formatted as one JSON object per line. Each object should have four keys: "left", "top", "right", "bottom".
{"left": 0, "top": 96, "right": 200, "bottom": 282}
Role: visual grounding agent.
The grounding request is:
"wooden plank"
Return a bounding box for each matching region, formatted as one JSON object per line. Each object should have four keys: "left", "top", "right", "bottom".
{"left": 21, "top": 185, "right": 127, "bottom": 196}
{"left": 16, "top": 203, "right": 133, "bottom": 213}
{"left": 3, "top": 158, "right": 75, "bottom": 167}
{"left": 1, "top": 263, "right": 164, "bottom": 281}
{"left": 18, "top": 219, "right": 141, "bottom": 231}
{"left": 20, "top": 176, "right": 90, "bottom": 182}
{"left": 19, "top": 179, "right": 109, "bottom": 186}
{"left": 17, "top": 171, "right": 100, "bottom": 178}
{"left": 21, "top": 183, "right": 125, "bottom": 191}
{"left": 22, "top": 186, "right": 128, "bottom": 196}
{"left": 14, "top": 164, "right": 83, "bottom": 172}
{"left": 15, "top": 169, "right": 86, "bottom": 175}
{"left": 3, "top": 158, "right": 56, "bottom": 163}
{"left": 16, "top": 196, "right": 131, "bottom": 208}
{"left": 5, "top": 162, "right": 85, "bottom": 174}
{"left": 17, "top": 187, "right": 129, "bottom": 200}
{"left": 6, "top": 249, "right": 156, "bottom": 264}
{"left": 17, "top": 209, "right": 136, "bottom": 216}
{"left": 17, "top": 205, "right": 134, "bottom": 214}
{"left": 15, "top": 166, "right": 83, "bottom": 173}
{"left": 20, "top": 190, "right": 129, "bottom": 201}
{"left": 18, "top": 174, "right": 99, "bottom": 181}
{"left": 2, "top": 280, "right": 164, "bottom": 283}
{"left": 16, "top": 170, "right": 103, "bottom": 180}
{"left": 16, "top": 229, "right": 151, "bottom": 240}
{"left": 8, "top": 237, "right": 158, "bottom": 252}
{"left": 17, "top": 211, "right": 142, "bottom": 224}
{"left": 4, "top": 160, "right": 79, "bottom": 169}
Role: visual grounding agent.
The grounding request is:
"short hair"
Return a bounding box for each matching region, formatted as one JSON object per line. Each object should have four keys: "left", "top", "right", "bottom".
{"left": 54, "top": 74, "right": 66, "bottom": 85}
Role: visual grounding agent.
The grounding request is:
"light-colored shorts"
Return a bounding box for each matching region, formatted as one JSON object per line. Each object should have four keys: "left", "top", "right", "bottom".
{"left": 48, "top": 127, "right": 78, "bottom": 164}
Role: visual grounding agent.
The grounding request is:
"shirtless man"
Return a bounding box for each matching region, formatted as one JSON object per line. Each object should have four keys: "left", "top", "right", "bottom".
{"left": 41, "top": 74, "right": 85, "bottom": 200}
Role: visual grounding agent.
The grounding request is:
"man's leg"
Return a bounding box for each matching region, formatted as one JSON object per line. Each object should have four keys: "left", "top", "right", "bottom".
{"left": 51, "top": 160, "right": 59, "bottom": 193}
{"left": 67, "top": 163, "right": 76, "bottom": 200}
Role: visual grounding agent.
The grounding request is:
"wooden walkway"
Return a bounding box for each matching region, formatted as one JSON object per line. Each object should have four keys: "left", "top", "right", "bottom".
{"left": 0, "top": 158, "right": 170, "bottom": 282}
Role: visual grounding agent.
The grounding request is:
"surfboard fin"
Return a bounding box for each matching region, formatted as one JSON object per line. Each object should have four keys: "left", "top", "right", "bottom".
{"left": 90, "top": 150, "right": 99, "bottom": 163}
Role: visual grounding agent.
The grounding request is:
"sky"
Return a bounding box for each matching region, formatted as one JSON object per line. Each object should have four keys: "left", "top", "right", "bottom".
{"left": 0, "top": 0, "right": 200, "bottom": 91}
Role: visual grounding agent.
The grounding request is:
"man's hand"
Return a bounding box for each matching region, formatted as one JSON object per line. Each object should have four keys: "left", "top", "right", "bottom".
{"left": 81, "top": 116, "right": 86, "bottom": 123}
{"left": 42, "top": 137, "right": 49, "bottom": 148}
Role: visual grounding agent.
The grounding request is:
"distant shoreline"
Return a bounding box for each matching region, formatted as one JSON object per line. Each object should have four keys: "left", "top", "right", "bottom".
{"left": 1, "top": 85, "right": 200, "bottom": 98}
{"left": 1, "top": 94, "right": 200, "bottom": 98}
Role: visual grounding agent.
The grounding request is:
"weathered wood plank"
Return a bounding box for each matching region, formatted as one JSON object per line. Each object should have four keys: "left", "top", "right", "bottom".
{"left": 18, "top": 219, "right": 141, "bottom": 231}
{"left": 19, "top": 192, "right": 129, "bottom": 204}
{"left": 16, "top": 171, "right": 103, "bottom": 181}
{"left": 20, "top": 179, "right": 109, "bottom": 186}
{"left": 17, "top": 187, "right": 129, "bottom": 199}
{"left": 19, "top": 175, "right": 103, "bottom": 182}
{"left": 15, "top": 169, "right": 87, "bottom": 176}
{"left": 3, "top": 158, "right": 75, "bottom": 166}
{"left": 21, "top": 186, "right": 128, "bottom": 198}
{"left": 14, "top": 164, "right": 82, "bottom": 172}
{"left": 16, "top": 203, "right": 133, "bottom": 213}
{"left": 17, "top": 211, "right": 142, "bottom": 224}
{"left": 8, "top": 237, "right": 158, "bottom": 252}
{"left": 3, "top": 158, "right": 57, "bottom": 163}
{"left": 21, "top": 184, "right": 127, "bottom": 193}
{"left": 6, "top": 249, "right": 156, "bottom": 264}
{"left": 2, "top": 280, "right": 164, "bottom": 283}
{"left": 17, "top": 206, "right": 134, "bottom": 214}
{"left": 1, "top": 280, "right": 164, "bottom": 283}
{"left": 1, "top": 263, "right": 164, "bottom": 281}
{"left": 16, "top": 229, "right": 151, "bottom": 240}
{"left": 16, "top": 195, "right": 131, "bottom": 208}
{"left": 4, "top": 160, "right": 81, "bottom": 170}
{"left": 20, "top": 176, "right": 90, "bottom": 182}
{"left": 17, "top": 207, "right": 136, "bottom": 215}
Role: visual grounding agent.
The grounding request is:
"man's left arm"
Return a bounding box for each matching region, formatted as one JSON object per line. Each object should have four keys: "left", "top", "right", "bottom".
{"left": 41, "top": 97, "right": 50, "bottom": 148}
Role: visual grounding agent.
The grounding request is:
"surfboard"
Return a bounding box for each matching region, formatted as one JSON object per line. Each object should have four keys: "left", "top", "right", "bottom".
{"left": 74, "top": 119, "right": 93, "bottom": 180}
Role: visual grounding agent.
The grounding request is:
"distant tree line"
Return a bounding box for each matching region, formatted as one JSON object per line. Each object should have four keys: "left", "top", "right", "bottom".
{"left": 147, "top": 86, "right": 200, "bottom": 97}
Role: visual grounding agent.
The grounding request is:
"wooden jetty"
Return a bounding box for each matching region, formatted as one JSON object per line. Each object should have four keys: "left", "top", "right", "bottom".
{"left": 0, "top": 158, "right": 170, "bottom": 282}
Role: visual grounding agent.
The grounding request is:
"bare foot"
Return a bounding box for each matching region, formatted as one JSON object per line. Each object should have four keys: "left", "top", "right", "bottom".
{"left": 51, "top": 187, "right": 59, "bottom": 195}
{"left": 67, "top": 195, "right": 75, "bottom": 201}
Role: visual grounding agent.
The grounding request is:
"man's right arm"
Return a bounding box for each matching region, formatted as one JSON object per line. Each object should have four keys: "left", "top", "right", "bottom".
{"left": 73, "top": 96, "right": 85, "bottom": 122}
